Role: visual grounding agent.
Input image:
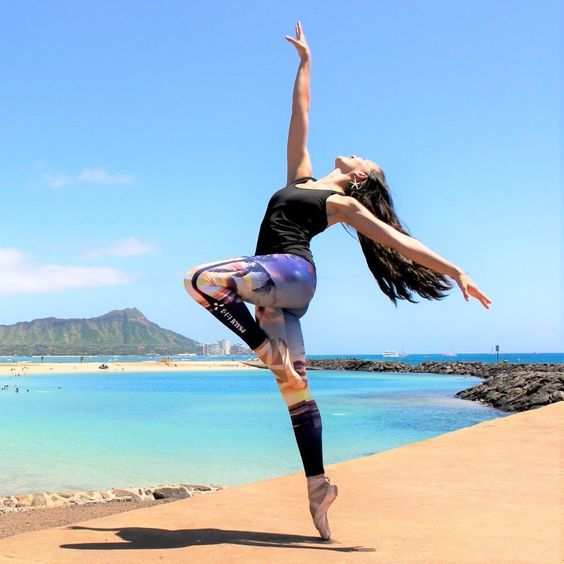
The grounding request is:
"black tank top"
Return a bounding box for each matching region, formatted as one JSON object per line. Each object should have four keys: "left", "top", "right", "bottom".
{"left": 254, "top": 176, "right": 340, "bottom": 266}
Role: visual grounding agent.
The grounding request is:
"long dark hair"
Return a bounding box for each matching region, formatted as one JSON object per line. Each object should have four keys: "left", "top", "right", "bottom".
{"left": 341, "top": 168, "right": 454, "bottom": 306}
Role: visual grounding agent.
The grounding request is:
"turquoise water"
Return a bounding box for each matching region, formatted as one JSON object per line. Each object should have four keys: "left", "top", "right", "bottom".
{"left": 1, "top": 352, "right": 562, "bottom": 364}
{"left": 0, "top": 368, "right": 508, "bottom": 496}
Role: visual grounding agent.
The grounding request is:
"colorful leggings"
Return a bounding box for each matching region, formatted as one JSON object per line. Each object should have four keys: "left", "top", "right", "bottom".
{"left": 184, "top": 253, "right": 324, "bottom": 477}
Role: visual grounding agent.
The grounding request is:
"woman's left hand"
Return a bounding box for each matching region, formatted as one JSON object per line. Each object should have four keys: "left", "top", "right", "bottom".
{"left": 453, "top": 272, "right": 492, "bottom": 309}
{"left": 285, "top": 20, "right": 311, "bottom": 62}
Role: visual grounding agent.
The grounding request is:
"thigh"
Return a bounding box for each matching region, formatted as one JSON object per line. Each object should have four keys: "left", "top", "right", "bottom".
{"left": 255, "top": 306, "right": 306, "bottom": 369}
{"left": 198, "top": 253, "right": 316, "bottom": 310}
{"left": 282, "top": 308, "right": 307, "bottom": 371}
{"left": 254, "top": 306, "right": 286, "bottom": 341}
{"left": 255, "top": 305, "right": 312, "bottom": 404}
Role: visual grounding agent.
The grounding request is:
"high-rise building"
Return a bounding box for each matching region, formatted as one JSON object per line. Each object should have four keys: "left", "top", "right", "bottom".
{"left": 206, "top": 343, "right": 222, "bottom": 355}
{"left": 231, "top": 343, "right": 252, "bottom": 355}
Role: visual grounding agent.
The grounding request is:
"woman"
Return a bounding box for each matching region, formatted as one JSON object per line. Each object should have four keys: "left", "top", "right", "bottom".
{"left": 184, "top": 21, "right": 492, "bottom": 541}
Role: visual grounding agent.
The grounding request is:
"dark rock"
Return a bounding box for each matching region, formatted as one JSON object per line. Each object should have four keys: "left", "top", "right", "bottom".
{"left": 153, "top": 486, "right": 191, "bottom": 500}
{"left": 180, "top": 484, "right": 213, "bottom": 492}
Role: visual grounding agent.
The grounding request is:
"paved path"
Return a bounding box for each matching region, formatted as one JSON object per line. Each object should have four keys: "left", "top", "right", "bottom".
{"left": 1, "top": 402, "right": 562, "bottom": 564}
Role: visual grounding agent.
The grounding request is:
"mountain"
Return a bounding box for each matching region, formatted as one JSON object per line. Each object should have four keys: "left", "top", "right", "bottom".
{"left": 0, "top": 308, "right": 200, "bottom": 355}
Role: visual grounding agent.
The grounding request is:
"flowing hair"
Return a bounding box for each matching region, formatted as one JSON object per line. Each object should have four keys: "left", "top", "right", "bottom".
{"left": 341, "top": 168, "right": 454, "bottom": 306}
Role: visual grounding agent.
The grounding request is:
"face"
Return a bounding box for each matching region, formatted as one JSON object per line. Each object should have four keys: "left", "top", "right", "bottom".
{"left": 334, "top": 155, "right": 379, "bottom": 179}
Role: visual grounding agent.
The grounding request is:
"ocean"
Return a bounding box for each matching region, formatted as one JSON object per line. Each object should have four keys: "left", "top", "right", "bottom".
{"left": 1, "top": 361, "right": 542, "bottom": 497}
{"left": 1, "top": 352, "right": 563, "bottom": 364}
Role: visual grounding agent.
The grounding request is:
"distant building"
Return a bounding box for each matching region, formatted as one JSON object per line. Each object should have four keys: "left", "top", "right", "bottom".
{"left": 199, "top": 340, "right": 251, "bottom": 356}
{"left": 230, "top": 343, "right": 252, "bottom": 355}
{"left": 206, "top": 343, "right": 222, "bottom": 355}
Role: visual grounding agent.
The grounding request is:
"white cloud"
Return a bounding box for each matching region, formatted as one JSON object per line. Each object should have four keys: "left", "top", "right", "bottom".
{"left": 0, "top": 248, "right": 132, "bottom": 295}
{"left": 44, "top": 167, "right": 133, "bottom": 187}
{"left": 82, "top": 237, "right": 157, "bottom": 259}
{"left": 45, "top": 174, "right": 72, "bottom": 188}
{"left": 0, "top": 248, "right": 25, "bottom": 266}
{"left": 77, "top": 168, "right": 133, "bottom": 185}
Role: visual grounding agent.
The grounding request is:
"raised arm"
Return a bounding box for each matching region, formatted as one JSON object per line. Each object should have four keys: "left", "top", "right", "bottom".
{"left": 334, "top": 195, "right": 492, "bottom": 309}
{"left": 285, "top": 21, "right": 313, "bottom": 184}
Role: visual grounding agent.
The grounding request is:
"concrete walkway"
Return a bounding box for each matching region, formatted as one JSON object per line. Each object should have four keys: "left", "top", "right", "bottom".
{"left": 1, "top": 402, "right": 562, "bottom": 564}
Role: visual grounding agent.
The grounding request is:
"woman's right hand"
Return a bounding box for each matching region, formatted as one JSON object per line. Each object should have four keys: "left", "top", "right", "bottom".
{"left": 453, "top": 271, "right": 492, "bottom": 309}
{"left": 285, "top": 20, "right": 311, "bottom": 62}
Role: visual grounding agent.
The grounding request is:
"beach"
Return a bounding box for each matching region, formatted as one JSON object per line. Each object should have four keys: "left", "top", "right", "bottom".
{"left": 0, "top": 360, "right": 260, "bottom": 376}
{"left": 0, "top": 400, "right": 561, "bottom": 563}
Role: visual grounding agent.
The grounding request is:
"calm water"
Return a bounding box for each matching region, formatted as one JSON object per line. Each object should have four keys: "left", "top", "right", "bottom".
{"left": 1, "top": 352, "right": 562, "bottom": 364}
{"left": 0, "top": 367, "right": 512, "bottom": 496}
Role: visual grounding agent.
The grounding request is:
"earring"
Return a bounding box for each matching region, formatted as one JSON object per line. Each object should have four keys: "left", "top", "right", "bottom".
{"left": 350, "top": 177, "right": 362, "bottom": 192}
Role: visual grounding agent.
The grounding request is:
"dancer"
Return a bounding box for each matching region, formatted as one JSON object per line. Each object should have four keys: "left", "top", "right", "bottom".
{"left": 184, "top": 21, "right": 492, "bottom": 541}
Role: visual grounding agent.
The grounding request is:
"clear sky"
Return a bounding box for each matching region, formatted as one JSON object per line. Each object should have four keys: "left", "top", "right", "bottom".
{"left": 1, "top": 1, "right": 561, "bottom": 354}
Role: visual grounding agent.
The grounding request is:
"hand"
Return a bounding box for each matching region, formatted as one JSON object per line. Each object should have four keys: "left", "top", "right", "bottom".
{"left": 453, "top": 271, "right": 492, "bottom": 309}
{"left": 285, "top": 20, "right": 311, "bottom": 62}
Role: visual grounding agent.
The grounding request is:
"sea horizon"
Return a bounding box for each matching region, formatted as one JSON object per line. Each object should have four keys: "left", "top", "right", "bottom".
{"left": 1, "top": 352, "right": 563, "bottom": 364}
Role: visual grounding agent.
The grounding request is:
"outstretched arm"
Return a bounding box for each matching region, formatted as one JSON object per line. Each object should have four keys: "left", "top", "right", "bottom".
{"left": 335, "top": 195, "right": 493, "bottom": 309}
{"left": 285, "top": 21, "right": 313, "bottom": 184}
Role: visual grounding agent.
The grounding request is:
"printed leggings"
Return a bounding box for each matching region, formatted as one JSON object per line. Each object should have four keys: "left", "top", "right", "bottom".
{"left": 184, "top": 253, "right": 324, "bottom": 477}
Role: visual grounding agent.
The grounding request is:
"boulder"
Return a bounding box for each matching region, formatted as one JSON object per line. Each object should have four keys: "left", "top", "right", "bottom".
{"left": 153, "top": 486, "right": 192, "bottom": 500}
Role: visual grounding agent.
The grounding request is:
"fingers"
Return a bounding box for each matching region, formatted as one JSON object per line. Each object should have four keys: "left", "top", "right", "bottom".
{"left": 284, "top": 35, "right": 306, "bottom": 51}
{"left": 286, "top": 21, "right": 306, "bottom": 46}
{"left": 478, "top": 291, "right": 493, "bottom": 309}
{"left": 457, "top": 280, "right": 469, "bottom": 302}
{"left": 468, "top": 284, "right": 493, "bottom": 309}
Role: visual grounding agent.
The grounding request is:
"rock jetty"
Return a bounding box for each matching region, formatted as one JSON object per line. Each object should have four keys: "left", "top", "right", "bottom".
{"left": 454, "top": 367, "right": 564, "bottom": 412}
{"left": 244, "top": 359, "right": 564, "bottom": 413}
{"left": 0, "top": 482, "right": 222, "bottom": 513}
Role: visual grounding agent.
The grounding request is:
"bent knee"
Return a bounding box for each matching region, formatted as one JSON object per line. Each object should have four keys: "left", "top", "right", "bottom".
{"left": 184, "top": 264, "right": 207, "bottom": 297}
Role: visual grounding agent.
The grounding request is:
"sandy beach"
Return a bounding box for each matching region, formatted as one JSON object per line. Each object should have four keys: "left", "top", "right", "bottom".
{"left": 0, "top": 360, "right": 260, "bottom": 376}
{"left": 0, "top": 401, "right": 561, "bottom": 562}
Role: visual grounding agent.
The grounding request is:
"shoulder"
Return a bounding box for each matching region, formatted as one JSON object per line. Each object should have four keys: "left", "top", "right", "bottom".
{"left": 326, "top": 193, "right": 357, "bottom": 212}
{"left": 326, "top": 193, "right": 358, "bottom": 225}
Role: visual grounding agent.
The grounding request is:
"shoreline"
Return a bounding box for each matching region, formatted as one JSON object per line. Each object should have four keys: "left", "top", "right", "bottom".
{"left": 0, "top": 359, "right": 260, "bottom": 376}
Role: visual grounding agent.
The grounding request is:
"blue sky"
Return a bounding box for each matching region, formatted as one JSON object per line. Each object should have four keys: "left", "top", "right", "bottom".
{"left": 1, "top": 0, "right": 561, "bottom": 353}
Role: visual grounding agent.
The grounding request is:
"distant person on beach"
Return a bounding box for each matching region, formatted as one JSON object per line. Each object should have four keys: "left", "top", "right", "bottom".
{"left": 184, "top": 21, "right": 492, "bottom": 541}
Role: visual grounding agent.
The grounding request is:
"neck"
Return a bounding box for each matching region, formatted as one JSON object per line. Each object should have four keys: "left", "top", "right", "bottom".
{"left": 311, "top": 169, "right": 349, "bottom": 193}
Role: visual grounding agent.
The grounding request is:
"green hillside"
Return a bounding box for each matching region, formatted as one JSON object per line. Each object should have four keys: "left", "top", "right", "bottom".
{"left": 0, "top": 308, "right": 200, "bottom": 355}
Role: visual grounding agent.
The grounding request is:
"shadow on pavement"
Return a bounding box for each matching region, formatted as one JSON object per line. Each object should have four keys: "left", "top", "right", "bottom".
{"left": 60, "top": 525, "right": 376, "bottom": 553}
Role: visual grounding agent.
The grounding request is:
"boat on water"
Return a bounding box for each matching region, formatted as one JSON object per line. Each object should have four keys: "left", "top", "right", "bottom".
{"left": 382, "top": 351, "right": 404, "bottom": 358}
